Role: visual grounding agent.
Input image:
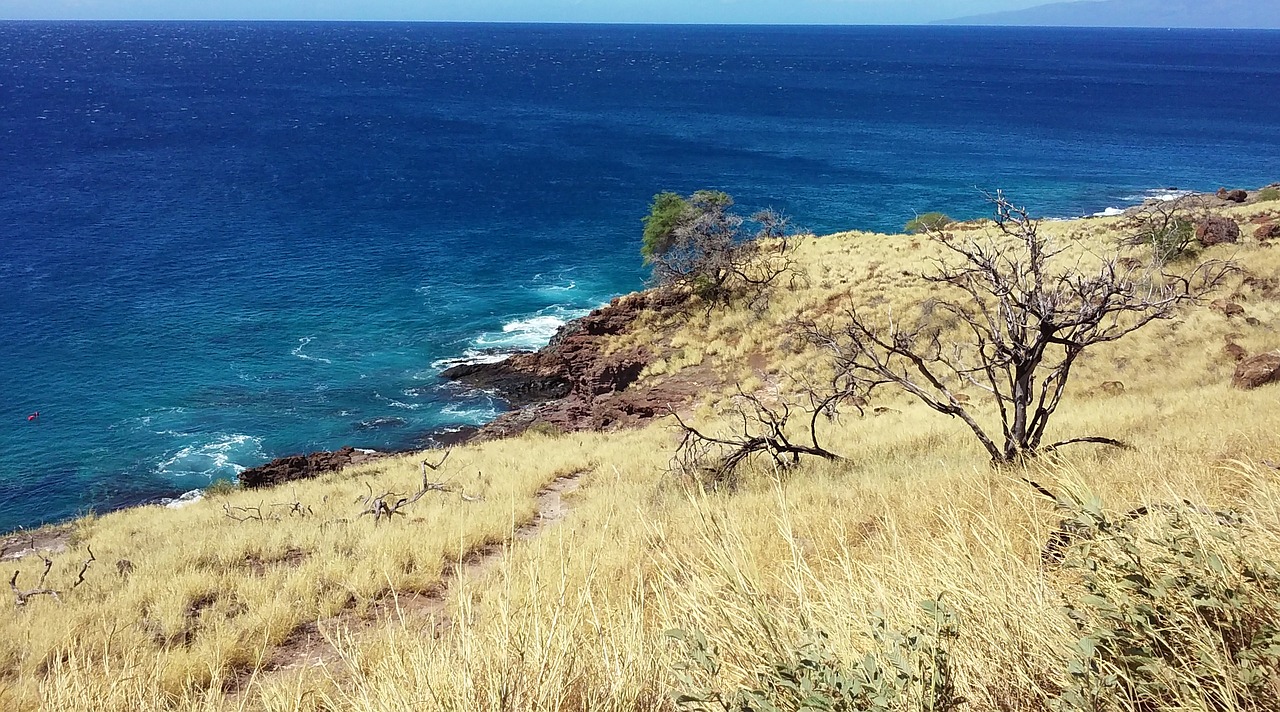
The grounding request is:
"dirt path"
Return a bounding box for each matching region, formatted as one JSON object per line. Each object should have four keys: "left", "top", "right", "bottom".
{"left": 232, "top": 471, "right": 586, "bottom": 694}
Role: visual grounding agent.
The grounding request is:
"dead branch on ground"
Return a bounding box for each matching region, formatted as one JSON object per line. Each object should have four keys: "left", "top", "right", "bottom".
{"left": 73, "top": 546, "right": 95, "bottom": 589}
{"left": 670, "top": 386, "right": 847, "bottom": 489}
{"left": 355, "top": 450, "right": 481, "bottom": 522}
{"left": 222, "top": 503, "right": 273, "bottom": 522}
{"left": 10, "top": 555, "right": 59, "bottom": 606}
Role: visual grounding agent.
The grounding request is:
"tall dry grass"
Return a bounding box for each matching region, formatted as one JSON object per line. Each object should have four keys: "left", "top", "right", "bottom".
{"left": 5, "top": 197, "right": 1280, "bottom": 711}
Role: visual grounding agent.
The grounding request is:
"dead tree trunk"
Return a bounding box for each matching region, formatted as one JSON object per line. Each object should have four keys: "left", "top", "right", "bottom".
{"left": 801, "top": 191, "right": 1232, "bottom": 465}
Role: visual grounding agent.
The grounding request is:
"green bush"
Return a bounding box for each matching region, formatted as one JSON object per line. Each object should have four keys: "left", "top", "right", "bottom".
{"left": 668, "top": 598, "right": 964, "bottom": 712}
{"left": 1051, "top": 489, "right": 1280, "bottom": 712}
{"left": 203, "top": 479, "right": 238, "bottom": 498}
{"left": 642, "top": 191, "right": 692, "bottom": 263}
{"left": 524, "top": 421, "right": 565, "bottom": 438}
{"left": 904, "top": 212, "right": 954, "bottom": 234}
{"left": 1257, "top": 187, "right": 1279, "bottom": 202}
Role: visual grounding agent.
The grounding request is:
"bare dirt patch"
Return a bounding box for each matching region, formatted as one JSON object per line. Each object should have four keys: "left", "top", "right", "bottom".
{"left": 0, "top": 525, "right": 73, "bottom": 561}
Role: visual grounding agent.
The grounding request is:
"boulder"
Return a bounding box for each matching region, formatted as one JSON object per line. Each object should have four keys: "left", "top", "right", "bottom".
{"left": 1255, "top": 221, "right": 1280, "bottom": 243}
{"left": 1233, "top": 351, "right": 1280, "bottom": 390}
{"left": 444, "top": 288, "right": 698, "bottom": 438}
{"left": 1210, "top": 299, "right": 1246, "bottom": 318}
{"left": 1196, "top": 216, "right": 1241, "bottom": 246}
{"left": 1224, "top": 343, "right": 1247, "bottom": 362}
{"left": 1216, "top": 187, "right": 1248, "bottom": 203}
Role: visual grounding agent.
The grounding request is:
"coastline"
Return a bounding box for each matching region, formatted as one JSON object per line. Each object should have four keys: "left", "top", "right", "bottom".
{"left": 6, "top": 183, "right": 1275, "bottom": 539}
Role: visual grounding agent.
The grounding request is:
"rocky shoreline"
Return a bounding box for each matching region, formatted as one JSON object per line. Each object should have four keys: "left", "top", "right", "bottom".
{"left": 235, "top": 288, "right": 697, "bottom": 489}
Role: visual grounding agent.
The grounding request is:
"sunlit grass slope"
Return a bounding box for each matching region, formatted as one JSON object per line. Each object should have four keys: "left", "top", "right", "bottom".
{"left": 4, "top": 196, "right": 1279, "bottom": 711}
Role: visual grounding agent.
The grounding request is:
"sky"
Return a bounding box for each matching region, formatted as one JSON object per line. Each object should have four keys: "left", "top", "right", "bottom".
{"left": 0, "top": 0, "right": 1047, "bottom": 25}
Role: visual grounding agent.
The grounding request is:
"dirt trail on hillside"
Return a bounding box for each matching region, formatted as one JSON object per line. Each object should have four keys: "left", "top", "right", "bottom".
{"left": 231, "top": 471, "right": 586, "bottom": 697}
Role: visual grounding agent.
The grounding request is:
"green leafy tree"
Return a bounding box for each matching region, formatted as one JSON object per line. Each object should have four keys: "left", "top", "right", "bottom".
{"left": 640, "top": 190, "right": 797, "bottom": 306}
{"left": 905, "top": 212, "right": 954, "bottom": 234}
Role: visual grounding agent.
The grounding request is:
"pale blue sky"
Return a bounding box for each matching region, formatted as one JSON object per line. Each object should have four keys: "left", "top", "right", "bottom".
{"left": 0, "top": 0, "right": 1045, "bottom": 24}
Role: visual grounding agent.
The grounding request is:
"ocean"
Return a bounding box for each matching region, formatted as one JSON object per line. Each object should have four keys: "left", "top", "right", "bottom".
{"left": 1, "top": 22, "right": 1278, "bottom": 530}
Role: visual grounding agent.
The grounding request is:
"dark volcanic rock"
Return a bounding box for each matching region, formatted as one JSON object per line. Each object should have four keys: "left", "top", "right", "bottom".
{"left": 239, "top": 446, "right": 385, "bottom": 489}
{"left": 441, "top": 358, "right": 572, "bottom": 406}
{"left": 1196, "top": 216, "right": 1241, "bottom": 246}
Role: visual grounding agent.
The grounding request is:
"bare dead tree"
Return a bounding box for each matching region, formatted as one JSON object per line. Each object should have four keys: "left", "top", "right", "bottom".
{"left": 802, "top": 192, "right": 1233, "bottom": 465}
{"left": 10, "top": 554, "right": 60, "bottom": 606}
{"left": 670, "top": 386, "right": 847, "bottom": 489}
{"left": 1118, "top": 193, "right": 1209, "bottom": 266}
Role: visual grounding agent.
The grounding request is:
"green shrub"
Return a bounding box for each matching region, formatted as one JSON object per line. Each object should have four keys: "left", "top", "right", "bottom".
{"left": 524, "top": 421, "right": 565, "bottom": 438}
{"left": 1257, "top": 187, "right": 1279, "bottom": 202}
{"left": 904, "top": 212, "right": 954, "bottom": 234}
{"left": 668, "top": 598, "right": 964, "bottom": 712}
{"left": 1051, "top": 489, "right": 1280, "bottom": 712}
{"left": 203, "top": 479, "right": 238, "bottom": 498}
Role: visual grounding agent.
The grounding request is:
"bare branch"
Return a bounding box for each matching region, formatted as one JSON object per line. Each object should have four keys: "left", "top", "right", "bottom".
{"left": 1044, "top": 437, "right": 1132, "bottom": 452}
{"left": 803, "top": 191, "right": 1229, "bottom": 464}
{"left": 10, "top": 555, "right": 60, "bottom": 606}
{"left": 668, "top": 386, "right": 844, "bottom": 490}
{"left": 73, "top": 546, "right": 95, "bottom": 589}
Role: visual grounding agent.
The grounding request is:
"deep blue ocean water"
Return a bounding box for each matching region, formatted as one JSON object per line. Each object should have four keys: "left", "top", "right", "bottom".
{"left": 1, "top": 23, "right": 1278, "bottom": 530}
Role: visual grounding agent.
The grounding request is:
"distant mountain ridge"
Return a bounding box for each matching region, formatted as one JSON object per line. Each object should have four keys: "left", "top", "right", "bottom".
{"left": 940, "top": 0, "right": 1280, "bottom": 29}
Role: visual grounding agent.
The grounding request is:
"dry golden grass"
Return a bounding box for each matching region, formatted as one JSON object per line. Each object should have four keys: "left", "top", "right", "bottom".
{"left": 4, "top": 198, "right": 1280, "bottom": 711}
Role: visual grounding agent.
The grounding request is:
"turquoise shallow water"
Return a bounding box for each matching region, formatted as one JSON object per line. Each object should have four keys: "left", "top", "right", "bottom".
{"left": 1, "top": 22, "right": 1278, "bottom": 530}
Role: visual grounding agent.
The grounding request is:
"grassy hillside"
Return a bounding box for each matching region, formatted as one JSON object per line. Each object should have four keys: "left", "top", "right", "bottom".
{"left": 3, "top": 194, "right": 1280, "bottom": 711}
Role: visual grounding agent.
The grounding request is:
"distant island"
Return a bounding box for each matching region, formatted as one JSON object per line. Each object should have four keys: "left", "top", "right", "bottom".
{"left": 940, "top": 0, "right": 1280, "bottom": 29}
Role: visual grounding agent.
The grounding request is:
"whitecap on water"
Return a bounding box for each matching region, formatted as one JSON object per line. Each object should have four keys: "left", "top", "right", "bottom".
{"left": 155, "top": 433, "right": 265, "bottom": 479}
{"left": 374, "top": 391, "right": 422, "bottom": 410}
{"left": 471, "top": 305, "right": 592, "bottom": 351}
{"left": 291, "top": 336, "right": 333, "bottom": 364}
{"left": 440, "top": 398, "right": 501, "bottom": 424}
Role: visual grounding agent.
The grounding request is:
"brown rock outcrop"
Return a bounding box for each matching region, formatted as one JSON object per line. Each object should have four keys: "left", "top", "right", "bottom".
{"left": 1224, "top": 343, "right": 1247, "bottom": 362}
{"left": 1233, "top": 351, "right": 1280, "bottom": 390}
{"left": 444, "top": 288, "right": 701, "bottom": 438}
{"left": 1197, "top": 216, "right": 1241, "bottom": 246}
{"left": 239, "top": 447, "right": 386, "bottom": 489}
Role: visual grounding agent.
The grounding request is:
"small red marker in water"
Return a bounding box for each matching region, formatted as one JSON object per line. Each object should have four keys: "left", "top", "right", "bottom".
{"left": 27, "top": 412, "right": 39, "bottom": 421}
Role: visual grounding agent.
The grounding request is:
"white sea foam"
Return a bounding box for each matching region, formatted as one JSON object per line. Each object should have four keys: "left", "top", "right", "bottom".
{"left": 430, "top": 349, "right": 519, "bottom": 371}
{"left": 375, "top": 392, "right": 422, "bottom": 410}
{"left": 440, "top": 399, "right": 501, "bottom": 424}
{"left": 1086, "top": 188, "right": 1197, "bottom": 219}
{"left": 162, "top": 489, "right": 204, "bottom": 509}
{"left": 292, "top": 336, "right": 333, "bottom": 364}
{"left": 155, "top": 433, "right": 264, "bottom": 478}
{"left": 472, "top": 306, "right": 592, "bottom": 351}
{"left": 1121, "top": 189, "right": 1194, "bottom": 203}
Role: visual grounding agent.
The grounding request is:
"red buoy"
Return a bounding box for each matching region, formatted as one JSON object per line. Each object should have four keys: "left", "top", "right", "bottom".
{"left": 27, "top": 412, "right": 39, "bottom": 421}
